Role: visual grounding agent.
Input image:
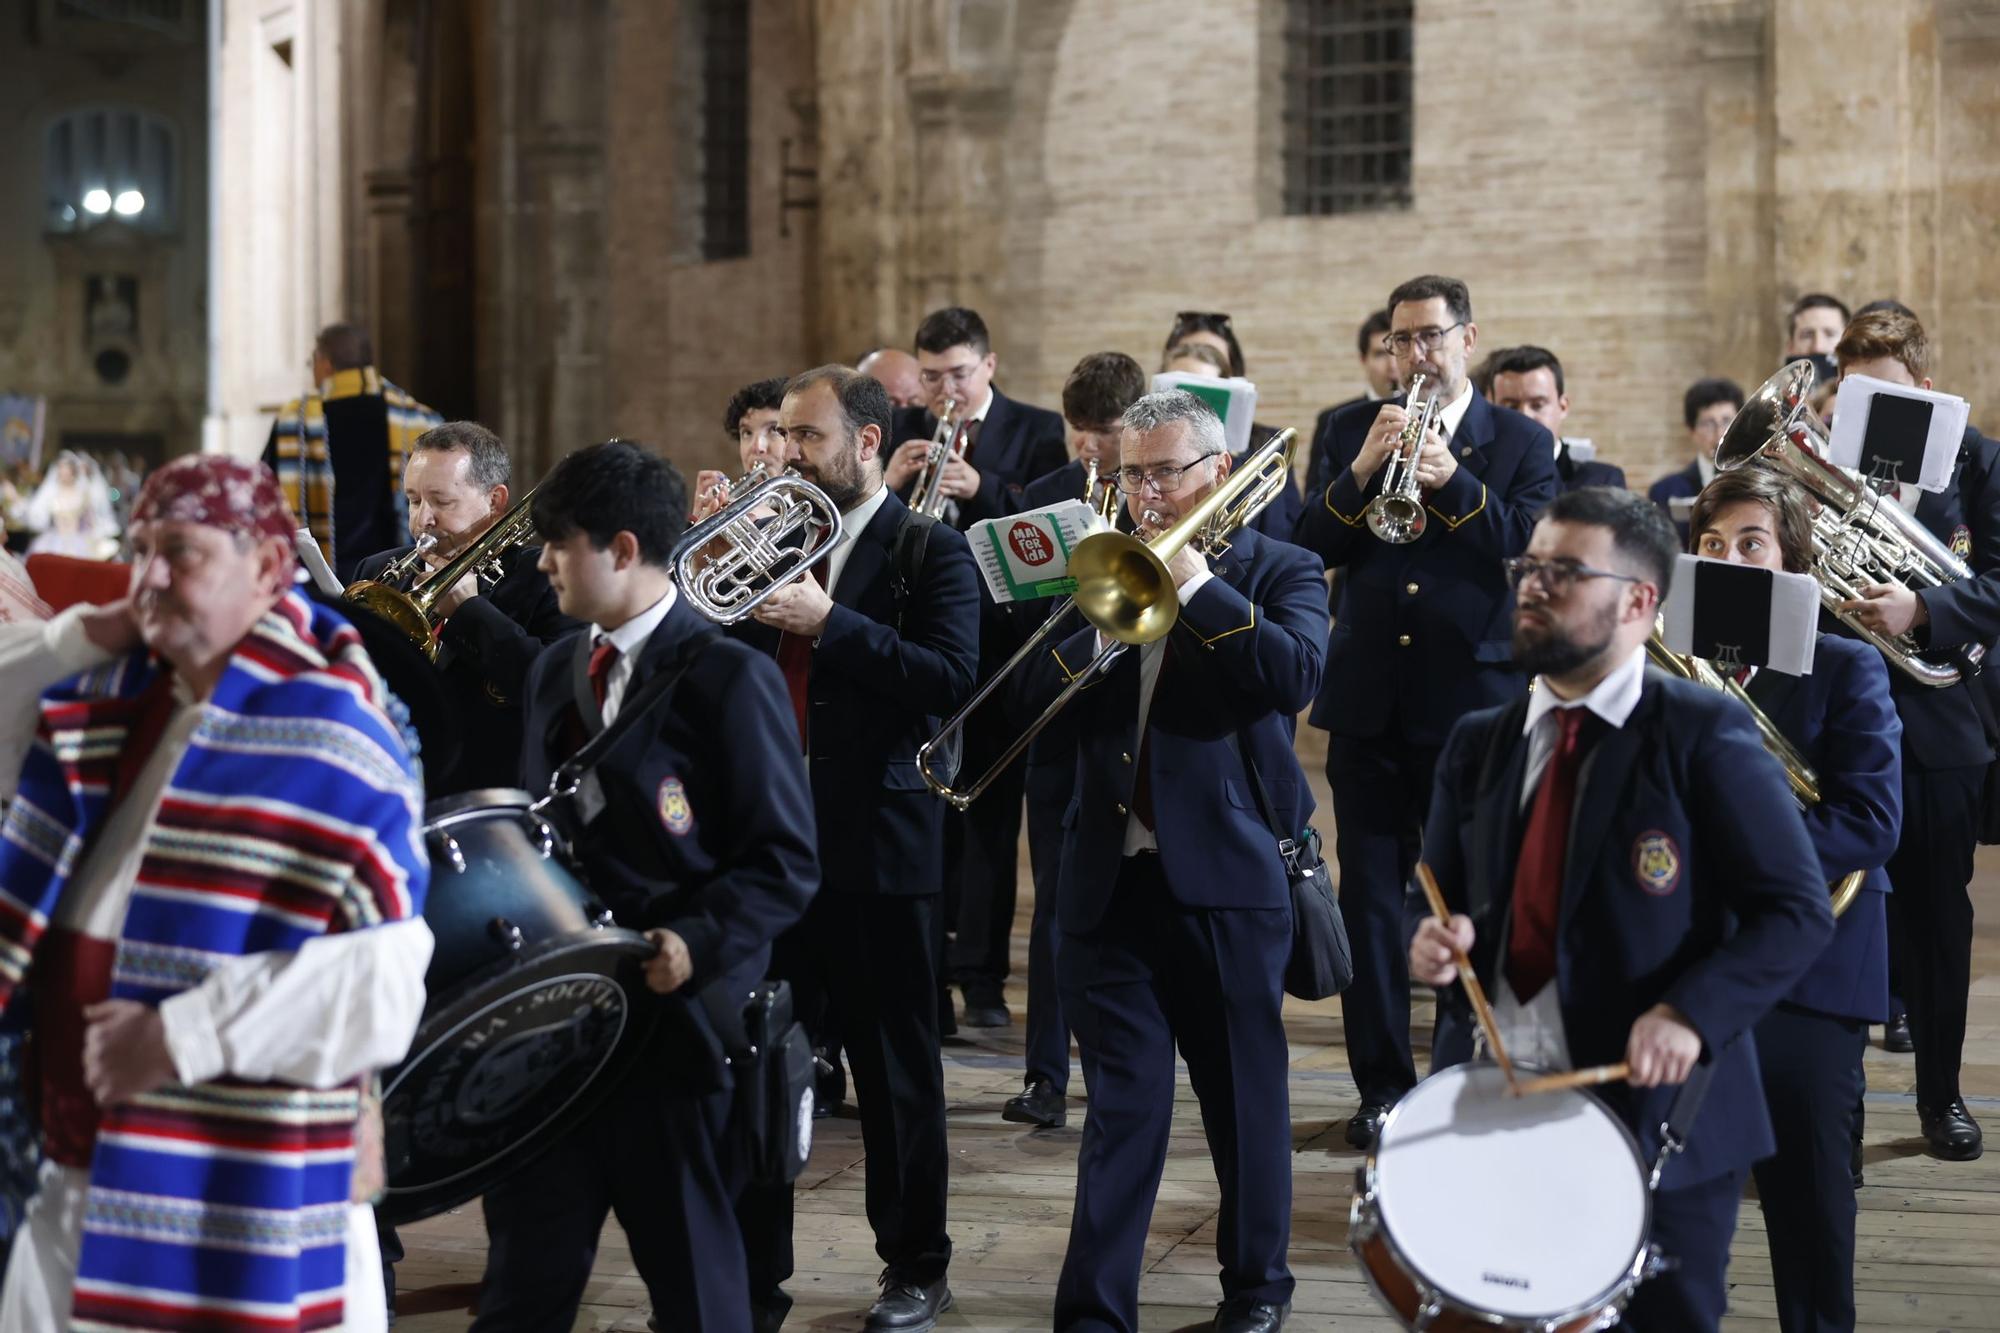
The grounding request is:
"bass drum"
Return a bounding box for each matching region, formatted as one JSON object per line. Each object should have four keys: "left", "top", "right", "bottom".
{"left": 378, "top": 789, "right": 657, "bottom": 1225}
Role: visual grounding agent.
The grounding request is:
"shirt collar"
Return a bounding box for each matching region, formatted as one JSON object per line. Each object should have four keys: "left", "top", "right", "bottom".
{"left": 1696, "top": 454, "right": 1717, "bottom": 487}
{"left": 1435, "top": 379, "right": 1476, "bottom": 442}
{"left": 839, "top": 482, "right": 892, "bottom": 537}
{"left": 1523, "top": 643, "right": 1647, "bottom": 736}
{"left": 597, "top": 584, "right": 678, "bottom": 658}
{"left": 963, "top": 387, "right": 996, "bottom": 425}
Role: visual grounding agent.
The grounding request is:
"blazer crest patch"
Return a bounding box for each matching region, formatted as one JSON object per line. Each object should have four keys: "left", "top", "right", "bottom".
{"left": 1632, "top": 831, "right": 1681, "bottom": 896}
{"left": 658, "top": 775, "right": 694, "bottom": 836}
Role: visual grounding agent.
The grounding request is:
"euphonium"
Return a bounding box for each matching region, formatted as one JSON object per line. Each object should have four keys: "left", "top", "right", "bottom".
{"left": 1366, "top": 373, "right": 1439, "bottom": 544}
{"left": 1645, "top": 626, "right": 1867, "bottom": 918}
{"left": 911, "top": 398, "right": 965, "bottom": 519}
{"left": 343, "top": 485, "right": 542, "bottom": 662}
{"left": 1715, "top": 359, "right": 1983, "bottom": 688}
{"left": 673, "top": 467, "right": 843, "bottom": 625}
{"left": 917, "top": 429, "right": 1298, "bottom": 808}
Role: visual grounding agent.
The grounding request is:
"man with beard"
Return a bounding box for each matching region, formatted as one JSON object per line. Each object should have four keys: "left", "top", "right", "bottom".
{"left": 732, "top": 366, "right": 980, "bottom": 1333}
{"left": 1409, "top": 486, "right": 1832, "bottom": 1331}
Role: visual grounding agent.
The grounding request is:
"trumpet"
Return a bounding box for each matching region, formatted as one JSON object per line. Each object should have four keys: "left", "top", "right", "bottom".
{"left": 1366, "top": 373, "right": 1439, "bottom": 544}
{"left": 911, "top": 398, "right": 965, "bottom": 519}
{"left": 1716, "top": 359, "right": 1982, "bottom": 687}
{"left": 673, "top": 467, "right": 843, "bottom": 624}
{"left": 1084, "top": 457, "right": 1121, "bottom": 525}
{"left": 917, "top": 429, "right": 1298, "bottom": 809}
{"left": 1645, "top": 626, "right": 1866, "bottom": 917}
{"left": 344, "top": 486, "right": 541, "bottom": 661}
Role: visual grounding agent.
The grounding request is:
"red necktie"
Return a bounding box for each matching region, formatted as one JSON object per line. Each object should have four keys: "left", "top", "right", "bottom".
{"left": 1132, "top": 640, "right": 1172, "bottom": 832}
{"left": 776, "top": 561, "right": 828, "bottom": 751}
{"left": 1507, "top": 707, "right": 1591, "bottom": 1001}
{"left": 588, "top": 639, "right": 620, "bottom": 710}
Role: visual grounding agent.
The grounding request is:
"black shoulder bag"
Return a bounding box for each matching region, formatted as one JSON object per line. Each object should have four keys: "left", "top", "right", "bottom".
{"left": 538, "top": 633, "right": 816, "bottom": 1186}
{"left": 1232, "top": 731, "right": 1351, "bottom": 1000}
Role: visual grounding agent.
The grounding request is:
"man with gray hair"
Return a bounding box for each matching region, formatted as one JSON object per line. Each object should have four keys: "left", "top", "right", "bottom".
{"left": 1020, "top": 388, "right": 1328, "bottom": 1332}
{"left": 350, "top": 421, "right": 578, "bottom": 795}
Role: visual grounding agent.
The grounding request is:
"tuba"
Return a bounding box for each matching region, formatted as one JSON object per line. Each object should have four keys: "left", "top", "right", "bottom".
{"left": 1715, "top": 360, "right": 1982, "bottom": 688}
{"left": 1646, "top": 626, "right": 1866, "bottom": 917}
{"left": 344, "top": 486, "right": 543, "bottom": 662}
{"left": 1366, "top": 373, "right": 1439, "bottom": 544}
{"left": 910, "top": 398, "right": 965, "bottom": 519}
{"left": 917, "top": 429, "right": 1298, "bottom": 808}
{"left": 673, "top": 467, "right": 843, "bottom": 625}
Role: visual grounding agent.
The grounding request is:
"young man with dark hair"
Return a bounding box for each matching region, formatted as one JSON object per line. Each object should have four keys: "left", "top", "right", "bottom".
{"left": 265, "top": 322, "right": 445, "bottom": 582}
{"left": 733, "top": 366, "right": 981, "bottom": 1332}
{"left": 1830, "top": 306, "right": 2000, "bottom": 1161}
{"left": 885, "top": 307, "right": 1066, "bottom": 1032}
{"left": 1487, "top": 345, "right": 1627, "bottom": 492}
{"left": 472, "top": 440, "right": 819, "bottom": 1333}
{"left": 1414, "top": 485, "right": 1833, "bottom": 1332}
{"left": 1292, "top": 273, "right": 1559, "bottom": 1148}
{"left": 1787, "top": 292, "right": 1852, "bottom": 359}
{"left": 1647, "top": 377, "right": 1745, "bottom": 542}
{"left": 350, "top": 420, "right": 578, "bottom": 794}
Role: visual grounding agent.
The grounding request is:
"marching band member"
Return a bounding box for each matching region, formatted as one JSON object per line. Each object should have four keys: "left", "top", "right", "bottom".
{"left": 1155, "top": 318, "right": 1304, "bottom": 543}
{"left": 349, "top": 421, "right": 578, "bottom": 793}
{"left": 474, "top": 441, "right": 818, "bottom": 1333}
{"left": 1486, "top": 345, "right": 1628, "bottom": 492}
{"left": 1022, "top": 389, "right": 1327, "bottom": 1333}
{"left": 1787, "top": 293, "right": 1852, "bottom": 361}
{"left": 1291, "top": 273, "right": 1559, "bottom": 1147}
{"left": 1002, "top": 350, "right": 1148, "bottom": 1130}
{"left": 0, "top": 455, "right": 433, "bottom": 1333}
{"left": 1831, "top": 306, "right": 2000, "bottom": 1161}
{"left": 735, "top": 367, "right": 980, "bottom": 1333}
{"left": 886, "top": 306, "right": 1066, "bottom": 1031}
{"left": 1412, "top": 486, "right": 1832, "bottom": 1332}
{"left": 1691, "top": 467, "right": 1901, "bottom": 1332}
{"left": 692, "top": 377, "right": 790, "bottom": 527}
{"left": 1647, "top": 377, "right": 1743, "bottom": 544}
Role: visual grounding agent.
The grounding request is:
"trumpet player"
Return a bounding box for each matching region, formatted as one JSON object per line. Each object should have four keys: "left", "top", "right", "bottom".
{"left": 349, "top": 422, "right": 578, "bottom": 794}
{"left": 692, "top": 377, "right": 789, "bottom": 527}
{"left": 1017, "top": 389, "right": 1326, "bottom": 1333}
{"left": 1291, "top": 274, "right": 1558, "bottom": 1149}
{"left": 1831, "top": 306, "right": 2000, "bottom": 1162}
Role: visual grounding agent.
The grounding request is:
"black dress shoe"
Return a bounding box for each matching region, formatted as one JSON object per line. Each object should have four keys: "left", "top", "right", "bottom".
{"left": 813, "top": 1047, "right": 845, "bottom": 1119}
{"left": 1213, "top": 1296, "right": 1289, "bottom": 1332}
{"left": 1346, "top": 1102, "right": 1390, "bottom": 1149}
{"left": 864, "top": 1274, "right": 953, "bottom": 1331}
{"left": 1884, "top": 1006, "right": 1914, "bottom": 1053}
{"left": 751, "top": 1288, "right": 793, "bottom": 1333}
{"left": 1002, "top": 1075, "right": 1066, "bottom": 1127}
{"left": 961, "top": 986, "right": 1011, "bottom": 1028}
{"left": 1918, "top": 1098, "right": 1984, "bottom": 1161}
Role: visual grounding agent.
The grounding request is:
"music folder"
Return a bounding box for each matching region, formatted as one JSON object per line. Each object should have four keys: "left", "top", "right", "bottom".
{"left": 1828, "top": 374, "right": 1968, "bottom": 493}
{"left": 1661, "top": 554, "right": 1818, "bottom": 676}
{"left": 294, "top": 529, "right": 343, "bottom": 597}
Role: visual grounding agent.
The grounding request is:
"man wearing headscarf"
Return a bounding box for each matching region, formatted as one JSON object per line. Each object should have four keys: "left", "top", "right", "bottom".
{"left": 0, "top": 454, "right": 432, "bottom": 1333}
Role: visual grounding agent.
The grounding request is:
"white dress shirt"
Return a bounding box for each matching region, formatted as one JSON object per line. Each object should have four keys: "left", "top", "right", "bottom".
{"left": 1116, "top": 564, "right": 1217, "bottom": 856}
{"left": 822, "top": 483, "right": 893, "bottom": 601}
{"left": 592, "top": 583, "right": 680, "bottom": 726}
{"left": 1485, "top": 644, "right": 1648, "bottom": 1071}
{"left": 1433, "top": 378, "right": 1476, "bottom": 443}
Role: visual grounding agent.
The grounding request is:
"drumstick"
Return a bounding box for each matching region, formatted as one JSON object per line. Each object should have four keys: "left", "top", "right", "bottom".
{"left": 1414, "top": 863, "right": 1518, "bottom": 1092}
{"left": 1510, "top": 1062, "right": 1631, "bottom": 1098}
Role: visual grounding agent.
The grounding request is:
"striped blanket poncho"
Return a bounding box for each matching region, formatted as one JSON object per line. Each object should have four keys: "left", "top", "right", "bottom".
{"left": 0, "top": 593, "right": 429, "bottom": 1331}
{"left": 268, "top": 367, "right": 442, "bottom": 570}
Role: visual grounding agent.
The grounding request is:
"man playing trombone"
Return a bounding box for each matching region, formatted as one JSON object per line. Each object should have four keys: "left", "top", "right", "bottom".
{"left": 1019, "top": 389, "right": 1327, "bottom": 1333}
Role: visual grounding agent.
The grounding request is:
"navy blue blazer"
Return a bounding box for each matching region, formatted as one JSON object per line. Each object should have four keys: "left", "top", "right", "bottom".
{"left": 522, "top": 595, "right": 819, "bottom": 1077}
{"left": 1647, "top": 461, "right": 1703, "bottom": 544}
{"left": 892, "top": 387, "right": 1069, "bottom": 530}
{"left": 1556, "top": 444, "right": 1627, "bottom": 493}
{"left": 1744, "top": 636, "right": 1900, "bottom": 1023}
{"left": 1291, "top": 391, "right": 1559, "bottom": 745}
{"left": 357, "top": 542, "right": 581, "bottom": 793}
{"left": 1423, "top": 669, "right": 1835, "bottom": 1185}
{"left": 1017, "top": 528, "right": 1328, "bottom": 934}
{"left": 732, "top": 489, "right": 981, "bottom": 896}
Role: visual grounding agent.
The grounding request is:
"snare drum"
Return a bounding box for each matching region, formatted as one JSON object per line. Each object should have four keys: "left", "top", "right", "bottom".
{"left": 1350, "top": 1063, "right": 1652, "bottom": 1332}
{"left": 378, "top": 789, "right": 657, "bottom": 1224}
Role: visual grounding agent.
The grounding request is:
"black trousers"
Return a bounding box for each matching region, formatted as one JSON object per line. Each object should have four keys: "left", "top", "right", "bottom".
{"left": 473, "top": 1070, "right": 746, "bottom": 1333}
{"left": 1024, "top": 762, "right": 1072, "bottom": 1089}
{"left": 1622, "top": 1167, "right": 1747, "bottom": 1332}
{"left": 1753, "top": 1003, "right": 1867, "bottom": 1333}
{"left": 946, "top": 702, "right": 1028, "bottom": 1001}
{"left": 1326, "top": 733, "right": 1441, "bottom": 1105}
{"left": 1885, "top": 763, "right": 1980, "bottom": 1106}
{"left": 739, "top": 891, "right": 953, "bottom": 1293}
{"left": 1054, "top": 856, "right": 1294, "bottom": 1332}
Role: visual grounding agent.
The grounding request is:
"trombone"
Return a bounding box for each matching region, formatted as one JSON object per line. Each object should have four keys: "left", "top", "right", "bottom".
{"left": 343, "top": 486, "right": 541, "bottom": 661}
{"left": 1366, "top": 372, "right": 1440, "bottom": 544}
{"left": 917, "top": 428, "right": 1298, "bottom": 809}
{"left": 911, "top": 398, "right": 965, "bottom": 519}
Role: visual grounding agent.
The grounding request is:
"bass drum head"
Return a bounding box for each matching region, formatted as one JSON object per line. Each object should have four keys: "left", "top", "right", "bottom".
{"left": 376, "top": 929, "right": 657, "bottom": 1225}
{"left": 1370, "top": 1063, "right": 1650, "bottom": 1322}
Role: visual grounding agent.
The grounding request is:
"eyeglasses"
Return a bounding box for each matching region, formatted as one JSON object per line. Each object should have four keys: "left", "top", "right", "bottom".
{"left": 918, "top": 362, "right": 984, "bottom": 388}
{"left": 1114, "top": 454, "right": 1219, "bottom": 494}
{"left": 1382, "top": 323, "right": 1467, "bottom": 356}
{"left": 1503, "top": 556, "right": 1642, "bottom": 596}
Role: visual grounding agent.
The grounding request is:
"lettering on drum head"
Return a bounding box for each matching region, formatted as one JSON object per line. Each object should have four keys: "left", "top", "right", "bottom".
{"left": 1481, "top": 1272, "right": 1531, "bottom": 1290}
